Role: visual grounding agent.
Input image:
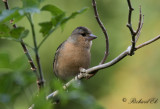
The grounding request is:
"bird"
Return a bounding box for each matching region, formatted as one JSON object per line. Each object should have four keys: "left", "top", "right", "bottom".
{"left": 53, "top": 26, "right": 97, "bottom": 80}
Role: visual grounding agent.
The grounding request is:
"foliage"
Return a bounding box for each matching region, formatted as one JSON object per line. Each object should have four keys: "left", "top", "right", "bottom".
{"left": 0, "top": 53, "right": 36, "bottom": 108}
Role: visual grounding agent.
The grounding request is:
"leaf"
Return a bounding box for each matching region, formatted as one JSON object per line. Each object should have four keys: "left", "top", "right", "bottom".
{"left": 0, "top": 24, "right": 29, "bottom": 40}
{"left": 0, "top": 7, "right": 40, "bottom": 24}
{"left": 39, "top": 21, "right": 53, "bottom": 36}
{"left": 10, "top": 27, "right": 25, "bottom": 39}
{"left": 10, "top": 27, "right": 29, "bottom": 39}
{"left": 0, "top": 24, "right": 10, "bottom": 37}
{"left": 51, "top": 13, "right": 65, "bottom": 26}
{"left": 41, "top": 4, "right": 64, "bottom": 16}
{"left": 20, "top": 29, "right": 29, "bottom": 39}
{"left": 0, "top": 8, "right": 20, "bottom": 23}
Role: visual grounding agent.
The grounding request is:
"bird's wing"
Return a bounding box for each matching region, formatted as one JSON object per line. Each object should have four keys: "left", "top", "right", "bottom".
{"left": 53, "top": 41, "right": 66, "bottom": 77}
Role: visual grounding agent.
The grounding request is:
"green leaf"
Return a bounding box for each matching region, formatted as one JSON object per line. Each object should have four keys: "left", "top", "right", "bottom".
{"left": 51, "top": 13, "right": 65, "bottom": 26}
{"left": 0, "top": 24, "right": 29, "bottom": 40}
{"left": 0, "top": 8, "right": 20, "bottom": 23}
{"left": 0, "top": 7, "right": 40, "bottom": 24}
{"left": 10, "top": 27, "right": 25, "bottom": 39}
{"left": 39, "top": 21, "right": 53, "bottom": 36}
{"left": 20, "top": 29, "right": 29, "bottom": 39}
{"left": 0, "top": 24, "right": 10, "bottom": 37}
{"left": 41, "top": 4, "right": 64, "bottom": 16}
{"left": 10, "top": 27, "right": 29, "bottom": 39}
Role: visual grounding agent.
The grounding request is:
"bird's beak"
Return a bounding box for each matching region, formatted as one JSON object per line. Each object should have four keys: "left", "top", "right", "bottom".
{"left": 86, "top": 34, "right": 97, "bottom": 41}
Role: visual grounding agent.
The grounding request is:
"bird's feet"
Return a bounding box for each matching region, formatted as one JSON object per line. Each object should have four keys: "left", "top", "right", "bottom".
{"left": 79, "top": 67, "right": 95, "bottom": 79}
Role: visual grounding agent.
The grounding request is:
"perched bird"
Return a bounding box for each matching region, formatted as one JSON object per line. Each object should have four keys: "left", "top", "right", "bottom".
{"left": 53, "top": 26, "right": 97, "bottom": 80}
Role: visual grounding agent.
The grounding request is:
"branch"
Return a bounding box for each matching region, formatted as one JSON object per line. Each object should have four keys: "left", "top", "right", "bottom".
{"left": 135, "top": 6, "right": 144, "bottom": 42}
{"left": 126, "top": 0, "right": 144, "bottom": 56}
{"left": 84, "top": 0, "right": 110, "bottom": 78}
{"left": 2, "top": 0, "right": 43, "bottom": 89}
{"left": 135, "top": 35, "right": 160, "bottom": 50}
{"left": 92, "top": 0, "right": 109, "bottom": 64}
{"left": 27, "top": 14, "right": 44, "bottom": 89}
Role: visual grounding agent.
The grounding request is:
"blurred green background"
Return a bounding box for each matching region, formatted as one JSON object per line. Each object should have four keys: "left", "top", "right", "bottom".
{"left": 0, "top": 0, "right": 160, "bottom": 109}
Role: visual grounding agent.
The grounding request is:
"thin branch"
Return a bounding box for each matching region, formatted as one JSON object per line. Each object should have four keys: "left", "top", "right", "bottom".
{"left": 27, "top": 14, "right": 44, "bottom": 89}
{"left": 135, "top": 35, "right": 160, "bottom": 50}
{"left": 2, "top": 0, "right": 41, "bottom": 89}
{"left": 126, "top": 0, "right": 144, "bottom": 56}
{"left": 127, "top": 0, "right": 136, "bottom": 56}
{"left": 136, "top": 15, "right": 144, "bottom": 42}
{"left": 135, "top": 6, "right": 142, "bottom": 35}
{"left": 126, "top": 0, "right": 135, "bottom": 35}
{"left": 23, "top": 41, "right": 35, "bottom": 50}
{"left": 92, "top": 0, "right": 109, "bottom": 64}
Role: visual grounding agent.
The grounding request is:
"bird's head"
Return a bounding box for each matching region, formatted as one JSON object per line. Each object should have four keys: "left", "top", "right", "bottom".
{"left": 68, "top": 26, "right": 97, "bottom": 48}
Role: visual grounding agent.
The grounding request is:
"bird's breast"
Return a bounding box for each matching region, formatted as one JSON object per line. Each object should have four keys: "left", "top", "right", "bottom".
{"left": 56, "top": 42, "right": 91, "bottom": 79}
{"left": 61, "top": 42, "right": 90, "bottom": 68}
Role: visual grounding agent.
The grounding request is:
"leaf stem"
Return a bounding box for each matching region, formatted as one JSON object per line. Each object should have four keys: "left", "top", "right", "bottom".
{"left": 27, "top": 14, "right": 44, "bottom": 88}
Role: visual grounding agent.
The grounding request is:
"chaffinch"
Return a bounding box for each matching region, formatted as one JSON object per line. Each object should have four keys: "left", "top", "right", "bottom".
{"left": 53, "top": 26, "right": 97, "bottom": 80}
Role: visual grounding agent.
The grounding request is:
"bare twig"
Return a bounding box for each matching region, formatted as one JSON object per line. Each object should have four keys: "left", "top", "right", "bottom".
{"left": 126, "top": 0, "right": 135, "bottom": 35}
{"left": 85, "top": 0, "right": 110, "bottom": 78}
{"left": 126, "top": 0, "right": 144, "bottom": 56}
{"left": 127, "top": 0, "right": 136, "bottom": 55}
{"left": 135, "top": 6, "right": 142, "bottom": 35}
{"left": 92, "top": 0, "right": 109, "bottom": 64}
{"left": 136, "top": 15, "right": 144, "bottom": 42}
{"left": 2, "top": 0, "right": 43, "bottom": 89}
{"left": 135, "top": 35, "right": 160, "bottom": 50}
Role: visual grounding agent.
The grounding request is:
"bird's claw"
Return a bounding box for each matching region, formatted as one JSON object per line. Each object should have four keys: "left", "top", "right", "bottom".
{"left": 79, "top": 67, "right": 86, "bottom": 73}
{"left": 79, "top": 67, "right": 95, "bottom": 79}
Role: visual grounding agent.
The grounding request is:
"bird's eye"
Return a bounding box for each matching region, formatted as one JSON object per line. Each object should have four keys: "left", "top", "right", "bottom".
{"left": 81, "top": 33, "right": 86, "bottom": 37}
